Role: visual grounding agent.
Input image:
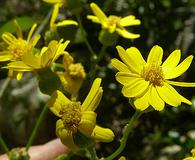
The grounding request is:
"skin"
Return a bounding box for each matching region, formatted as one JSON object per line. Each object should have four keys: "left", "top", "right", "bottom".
{"left": 0, "top": 139, "right": 69, "bottom": 160}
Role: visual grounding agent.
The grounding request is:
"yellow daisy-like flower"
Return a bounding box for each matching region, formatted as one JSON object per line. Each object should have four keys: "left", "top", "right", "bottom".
{"left": 183, "top": 148, "right": 195, "bottom": 160}
{"left": 112, "top": 45, "right": 195, "bottom": 111}
{"left": 6, "top": 39, "right": 70, "bottom": 71}
{"left": 57, "top": 52, "right": 86, "bottom": 95}
{"left": 87, "top": 3, "right": 141, "bottom": 39}
{"left": 42, "top": 0, "right": 78, "bottom": 30}
{"left": 0, "top": 20, "right": 40, "bottom": 79}
{"left": 47, "top": 78, "right": 114, "bottom": 150}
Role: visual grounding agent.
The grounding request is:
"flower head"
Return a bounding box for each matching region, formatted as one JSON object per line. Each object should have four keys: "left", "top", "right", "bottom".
{"left": 47, "top": 78, "right": 114, "bottom": 149}
{"left": 6, "top": 39, "right": 70, "bottom": 72}
{"left": 43, "top": 0, "right": 78, "bottom": 30}
{"left": 183, "top": 148, "right": 195, "bottom": 160}
{"left": 0, "top": 20, "right": 40, "bottom": 80}
{"left": 57, "top": 53, "right": 86, "bottom": 95}
{"left": 87, "top": 3, "right": 141, "bottom": 39}
{"left": 112, "top": 45, "right": 195, "bottom": 111}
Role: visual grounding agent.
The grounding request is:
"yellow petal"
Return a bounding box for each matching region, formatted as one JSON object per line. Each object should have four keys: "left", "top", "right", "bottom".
{"left": 50, "top": 4, "right": 60, "bottom": 28}
{"left": 56, "top": 20, "right": 78, "bottom": 27}
{"left": 111, "top": 58, "right": 130, "bottom": 72}
{"left": 87, "top": 15, "right": 100, "bottom": 23}
{"left": 47, "top": 90, "right": 71, "bottom": 117}
{"left": 6, "top": 61, "right": 33, "bottom": 71}
{"left": 122, "top": 79, "right": 150, "bottom": 97}
{"left": 164, "top": 55, "right": 193, "bottom": 79}
{"left": 149, "top": 86, "right": 165, "bottom": 111}
{"left": 29, "top": 34, "right": 41, "bottom": 48}
{"left": 162, "top": 49, "right": 181, "bottom": 69}
{"left": 126, "top": 47, "right": 146, "bottom": 68}
{"left": 43, "top": 0, "right": 63, "bottom": 4}
{"left": 167, "top": 80, "right": 195, "bottom": 87}
{"left": 90, "top": 3, "right": 108, "bottom": 25}
{"left": 54, "top": 40, "right": 70, "bottom": 61}
{"left": 156, "top": 83, "right": 181, "bottom": 107}
{"left": 116, "top": 28, "right": 140, "bottom": 39}
{"left": 79, "top": 111, "right": 97, "bottom": 136}
{"left": 0, "top": 54, "right": 12, "bottom": 61}
{"left": 116, "top": 45, "right": 141, "bottom": 74}
{"left": 147, "top": 45, "right": 163, "bottom": 65}
{"left": 134, "top": 90, "right": 150, "bottom": 111}
{"left": 82, "top": 78, "right": 102, "bottom": 111}
{"left": 22, "top": 53, "right": 41, "bottom": 69}
{"left": 14, "top": 20, "right": 23, "bottom": 38}
{"left": 91, "top": 125, "right": 114, "bottom": 142}
{"left": 27, "top": 23, "right": 37, "bottom": 42}
{"left": 115, "top": 72, "right": 140, "bottom": 85}
{"left": 56, "top": 119, "right": 77, "bottom": 150}
{"left": 16, "top": 72, "right": 23, "bottom": 80}
{"left": 120, "top": 15, "right": 141, "bottom": 27}
{"left": 2, "top": 33, "right": 16, "bottom": 45}
{"left": 41, "top": 48, "right": 53, "bottom": 67}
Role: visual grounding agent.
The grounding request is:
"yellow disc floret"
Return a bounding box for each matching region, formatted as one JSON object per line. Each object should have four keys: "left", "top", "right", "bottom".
{"left": 60, "top": 102, "right": 82, "bottom": 133}
{"left": 68, "top": 63, "right": 86, "bottom": 79}
{"left": 141, "top": 64, "right": 164, "bottom": 86}
{"left": 8, "top": 38, "right": 31, "bottom": 61}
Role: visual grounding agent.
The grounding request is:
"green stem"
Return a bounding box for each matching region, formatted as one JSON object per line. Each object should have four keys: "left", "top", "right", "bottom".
{"left": 0, "top": 78, "right": 10, "bottom": 98}
{"left": 0, "top": 135, "right": 9, "bottom": 153}
{"left": 75, "top": 13, "right": 96, "bottom": 59}
{"left": 88, "top": 147, "right": 99, "bottom": 160}
{"left": 104, "top": 110, "right": 142, "bottom": 160}
{"left": 89, "top": 45, "right": 107, "bottom": 84}
{"left": 26, "top": 104, "right": 48, "bottom": 150}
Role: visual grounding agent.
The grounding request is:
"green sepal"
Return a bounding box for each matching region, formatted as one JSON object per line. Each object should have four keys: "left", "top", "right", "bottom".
{"left": 98, "top": 29, "right": 118, "bottom": 46}
{"left": 73, "top": 131, "right": 94, "bottom": 149}
{"left": 8, "top": 148, "right": 30, "bottom": 160}
{"left": 37, "top": 69, "right": 61, "bottom": 95}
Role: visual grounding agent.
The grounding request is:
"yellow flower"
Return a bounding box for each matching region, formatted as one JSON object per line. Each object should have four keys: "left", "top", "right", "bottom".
{"left": 47, "top": 78, "right": 114, "bottom": 149}
{"left": 112, "top": 45, "right": 195, "bottom": 111}
{"left": 0, "top": 20, "right": 40, "bottom": 80}
{"left": 87, "top": 3, "right": 141, "bottom": 39}
{"left": 6, "top": 39, "right": 70, "bottom": 71}
{"left": 57, "top": 53, "right": 86, "bottom": 95}
{"left": 183, "top": 148, "right": 195, "bottom": 160}
{"left": 42, "top": 0, "right": 78, "bottom": 30}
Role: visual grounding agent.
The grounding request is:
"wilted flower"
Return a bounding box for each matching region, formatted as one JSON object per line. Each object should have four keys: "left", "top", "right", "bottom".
{"left": 57, "top": 53, "right": 86, "bottom": 95}
{"left": 112, "top": 45, "right": 195, "bottom": 111}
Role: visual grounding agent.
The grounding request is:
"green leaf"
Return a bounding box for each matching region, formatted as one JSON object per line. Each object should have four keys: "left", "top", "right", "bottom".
{"left": 0, "top": 16, "right": 34, "bottom": 37}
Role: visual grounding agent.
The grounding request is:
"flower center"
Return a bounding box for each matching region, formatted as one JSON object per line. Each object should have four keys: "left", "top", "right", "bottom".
{"left": 108, "top": 16, "right": 122, "bottom": 29}
{"left": 68, "top": 63, "right": 86, "bottom": 79}
{"left": 8, "top": 38, "right": 31, "bottom": 61}
{"left": 60, "top": 102, "right": 82, "bottom": 133}
{"left": 141, "top": 64, "right": 164, "bottom": 86}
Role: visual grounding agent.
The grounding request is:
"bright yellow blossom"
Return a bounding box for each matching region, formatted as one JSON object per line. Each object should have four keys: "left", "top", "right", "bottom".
{"left": 57, "top": 53, "right": 86, "bottom": 95}
{"left": 42, "top": 0, "right": 78, "bottom": 30}
{"left": 6, "top": 39, "right": 70, "bottom": 71}
{"left": 87, "top": 3, "right": 141, "bottom": 39}
{"left": 112, "top": 45, "right": 195, "bottom": 111}
{"left": 0, "top": 20, "right": 40, "bottom": 80}
{"left": 183, "top": 148, "right": 195, "bottom": 160}
{"left": 47, "top": 78, "right": 114, "bottom": 149}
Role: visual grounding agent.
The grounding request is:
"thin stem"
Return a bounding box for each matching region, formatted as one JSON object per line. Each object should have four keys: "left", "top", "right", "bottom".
{"left": 104, "top": 110, "right": 142, "bottom": 160}
{"left": 89, "top": 45, "right": 107, "bottom": 84}
{"left": 0, "top": 135, "right": 9, "bottom": 153}
{"left": 0, "top": 78, "right": 10, "bottom": 98}
{"left": 33, "top": 9, "right": 52, "bottom": 37}
{"left": 88, "top": 147, "right": 99, "bottom": 160}
{"left": 26, "top": 104, "right": 48, "bottom": 150}
{"left": 75, "top": 13, "right": 97, "bottom": 59}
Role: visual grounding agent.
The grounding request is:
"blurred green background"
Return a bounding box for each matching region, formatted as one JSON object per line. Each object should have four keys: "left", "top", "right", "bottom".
{"left": 1, "top": 0, "right": 195, "bottom": 159}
